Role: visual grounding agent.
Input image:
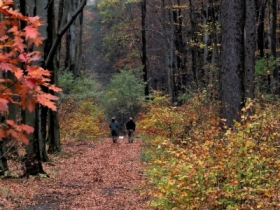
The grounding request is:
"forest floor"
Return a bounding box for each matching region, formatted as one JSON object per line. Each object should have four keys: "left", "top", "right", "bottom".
{"left": 0, "top": 138, "right": 150, "bottom": 210}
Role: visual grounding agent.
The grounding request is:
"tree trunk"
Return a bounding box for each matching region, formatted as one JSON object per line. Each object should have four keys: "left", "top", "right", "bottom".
{"left": 0, "top": 139, "right": 8, "bottom": 176}
{"left": 24, "top": 105, "right": 45, "bottom": 176}
{"left": 141, "top": 0, "right": 149, "bottom": 97}
{"left": 46, "top": 0, "right": 61, "bottom": 153}
{"left": 220, "top": 0, "right": 245, "bottom": 127}
{"left": 168, "top": 0, "right": 176, "bottom": 102}
{"left": 256, "top": 0, "right": 268, "bottom": 57}
{"left": 65, "top": 1, "right": 71, "bottom": 71}
{"left": 189, "top": 0, "right": 198, "bottom": 88}
{"left": 245, "top": 0, "right": 256, "bottom": 100}
{"left": 21, "top": 0, "right": 48, "bottom": 175}
{"left": 48, "top": 110, "right": 61, "bottom": 153}
{"left": 161, "top": 0, "right": 173, "bottom": 101}
{"left": 65, "top": 0, "right": 79, "bottom": 77}
{"left": 210, "top": 0, "right": 219, "bottom": 99}
{"left": 45, "top": 0, "right": 87, "bottom": 70}
{"left": 173, "top": 0, "right": 187, "bottom": 102}
{"left": 45, "top": 0, "right": 87, "bottom": 153}
{"left": 0, "top": 114, "right": 8, "bottom": 175}
{"left": 54, "top": 0, "right": 65, "bottom": 72}
{"left": 203, "top": 5, "right": 209, "bottom": 66}
{"left": 76, "top": 1, "right": 84, "bottom": 76}
{"left": 36, "top": 0, "right": 49, "bottom": 162}
{"left": 202, "top": 2, "right": 211, "bottom": 88}
{"left": 271, "top": 0, "right": 279, "bottom": 95}
{"left": 271, "top": 0, "right": 277, "bottom": 57}
{"left": 22, "top": 105, "right": 45, "bottom": 175}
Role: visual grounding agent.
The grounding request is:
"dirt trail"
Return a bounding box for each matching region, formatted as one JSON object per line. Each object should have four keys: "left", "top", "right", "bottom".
{"left": 0, "top": 138, "right": 149, "bottom": 210}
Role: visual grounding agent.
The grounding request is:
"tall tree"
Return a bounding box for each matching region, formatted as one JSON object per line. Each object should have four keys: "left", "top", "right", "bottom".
{"left": 271, "top": 0, "right": 279, "bottom": 95}
{"left": 256, "top": 0, "right": 268, "bottom": 57}
{"left": 17, "top": 0, "right": 87, "bottom": 174}
{"left": 220, "top": 0, "right": 245, "bottom": 127}
{"left": 65, "top": 0, "right": 77, "bottom": 77}
{"left": 141, "top": 0, "right": 149, "bottom": 97}
{"left": 189, "top": 0, "right": 199, "bottom": 87}
{"left": 0, "top": 1, "right": 61, "bottom": 176}
{"left": 245, "top": 0, "right": 256, "bottom": 99}
{"left": 45, "top": 0, "right": 87, "bottom": 153}
{"left": 271, "top": 0, "right": 277, "bottom": 58}
{"left": 46, "top": 0, "right": 60, "bottom": 153}
{"left": 173, "top": 0, "right": 188, "bottom": 102}
{"left": 161, "top": 0, "right": 174, "bottom": 101}
{"left": 0, "top": 117, "right": 7, "bottom": 175}
{"left": 21, "top": 0, "right": 49, "bottom": 175}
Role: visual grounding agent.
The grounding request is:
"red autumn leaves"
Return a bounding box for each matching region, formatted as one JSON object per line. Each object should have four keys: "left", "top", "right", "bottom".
{"left": 0, "top": 0, "right": 61, "bottom": 144}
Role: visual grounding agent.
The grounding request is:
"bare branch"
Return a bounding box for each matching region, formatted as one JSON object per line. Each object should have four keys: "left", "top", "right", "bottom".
{"left": 44, "top": 0, "right": 87, "bottom": 69}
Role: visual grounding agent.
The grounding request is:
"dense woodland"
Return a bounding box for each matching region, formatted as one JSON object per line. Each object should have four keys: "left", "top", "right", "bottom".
{"left": 1, "top": 0, "right": 280, "bottom": 209}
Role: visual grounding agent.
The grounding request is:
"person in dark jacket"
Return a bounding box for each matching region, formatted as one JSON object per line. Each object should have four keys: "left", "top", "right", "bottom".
{"left": 126, "top": 117, "right": 136, "bottom": 143}
{"left": 109, "top": 117, "right": 119, "bottom": 143}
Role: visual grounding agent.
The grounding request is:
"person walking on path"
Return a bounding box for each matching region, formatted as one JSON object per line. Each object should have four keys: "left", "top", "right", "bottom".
{"left": 126, "top": 117, "right": 136, "bottom": 143}
{"left": 109, "top": 117, "right": 119, "bottom": 143}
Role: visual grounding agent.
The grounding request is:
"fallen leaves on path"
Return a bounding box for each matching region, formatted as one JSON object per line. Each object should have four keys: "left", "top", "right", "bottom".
{"left": 0, "top": 138, "right": 150, "bottom": 210}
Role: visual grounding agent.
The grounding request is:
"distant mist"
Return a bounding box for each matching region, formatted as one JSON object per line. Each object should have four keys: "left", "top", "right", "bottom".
{"left": 87, "top": 0, "right": 96, "bottom": 5}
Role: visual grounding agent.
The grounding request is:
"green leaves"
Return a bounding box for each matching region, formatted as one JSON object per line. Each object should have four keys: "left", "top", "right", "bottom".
{"left": 101, "top": 67, "right": 146, "bottom": 120}
{"left": 58, "top": 70, "right": 102, "bottom": 100}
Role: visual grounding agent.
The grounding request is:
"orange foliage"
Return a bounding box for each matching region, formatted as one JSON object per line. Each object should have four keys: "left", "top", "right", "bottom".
{"left": 139, "top": 94, "right": 280, "bottom": 209}
{"left": 0, "top": 1, "right": 61, "bottom": 144}
{"left": 0, "top": 138, "right": 148, "bottom": 209}
{"left": 59, "top": 98, "right": 107, "bottom": 141}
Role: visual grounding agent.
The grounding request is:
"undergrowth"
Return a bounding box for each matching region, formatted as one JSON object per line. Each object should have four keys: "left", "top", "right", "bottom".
{"left": 138, "top": 93, "right": 280, "bottom": 209}
{"left": 59, "top": 98, "right": 107, "bottom": 141}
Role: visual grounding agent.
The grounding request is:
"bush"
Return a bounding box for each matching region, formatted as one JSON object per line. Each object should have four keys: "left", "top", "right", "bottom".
{"left": 139, "top": 94, "right": 280, "bottom": 209}
{"left": 58, "top": 70, "right": 107, "bottom": 140}
{"left": 59, "top": 98, "right": 107, "bottom": 140}
{"left": 100, "top": 66, "right": 146, "bottom": 129}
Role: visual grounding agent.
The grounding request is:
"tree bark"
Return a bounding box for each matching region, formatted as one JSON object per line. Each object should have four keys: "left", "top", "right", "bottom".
{"left": 141, "top": 0, "right": 149, "bottom": 97}
{"left": 210, "top": 0, "right": 219, "bottom": 97}
{"left": 256, "top": 0, "right": 268, "bottom": 57}
{"left": 0, "top": 139, "right": 8, "bottom": 176}
{"left": 54, "top": 0, "right": 65, "bottom": 72}
{"left": 36, "top": 0, "right": 49, "bottom": 162}
{"left": 76, "top": 1, "right": 84, "bottom": 76}
{"left": 65, "top": 0, "right": 77, "bottom": 76}
{"left": 245, "top": 0, "right": 256, "bottom": 100}
{"left": 24, "top": 105, "right": 45, "bottom": 176}
{"left": 271, "top": 0, "right": 277, "bottom": 57}
{"left": 46, "top": 0, "right": 87, "bottom": 153}
{"left": 44, "top": 0, "right": 87, "bottom": 69}
{"left": 0, "top": 114, "right": 8, "bottom": 175}
{"left": 271, "top": 0, "right": 280, "bottom": 95}
{"left": 161, "top": 0, "right": 173, "bottom": 101}
{"left": 173, "top": 0, "right": 187, "bottom": 102}
{"left": 46, "top": 0, "right": 61, "bottom": 153}
{"left": 189, "top": 0, "right": 198, "bottom": 87}
{"left": 220, "top": 0, "right": 245, "bottom": 127}
{"left": 18, "top": 0, "right": 46, "bottom": 175}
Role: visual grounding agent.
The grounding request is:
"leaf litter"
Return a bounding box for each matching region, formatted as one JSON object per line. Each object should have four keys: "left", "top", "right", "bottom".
{"left": 0, "top": 138, "right": 150, "bottom": 210}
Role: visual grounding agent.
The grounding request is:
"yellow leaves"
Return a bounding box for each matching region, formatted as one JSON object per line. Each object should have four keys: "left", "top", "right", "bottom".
{"left": 245, "top": 140, "right": 255, "bottom": 148}
{"left": 141, "top": 94, "right": 280, "bottom": 209}
{"left": 59, "top": 98, "right": 106, "bottom": 141}
{"left": 142, "top": 99, "right": 280, "bottom": 209}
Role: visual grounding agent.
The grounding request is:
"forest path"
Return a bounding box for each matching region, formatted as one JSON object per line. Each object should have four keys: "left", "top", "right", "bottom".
{"left": 0, "top": 138, "right": 149, "bottom": 210}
